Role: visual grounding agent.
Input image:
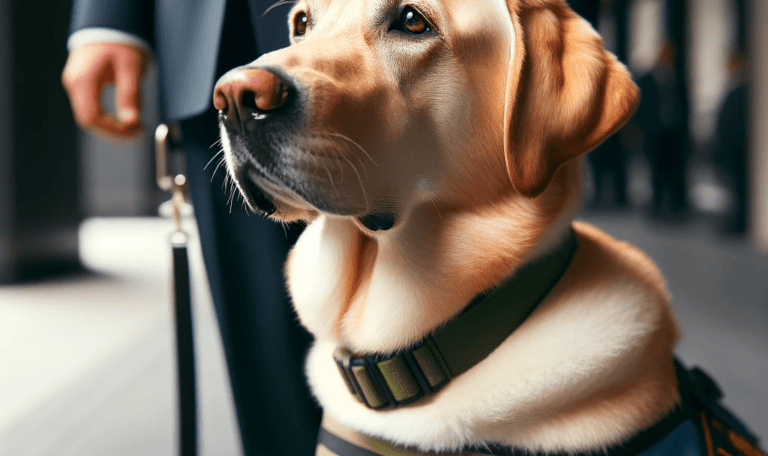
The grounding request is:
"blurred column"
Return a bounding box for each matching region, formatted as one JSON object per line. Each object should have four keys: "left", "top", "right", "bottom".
{"left": 665, "top": 0, "right": 691, "bottom": 141}
{"left": 613, "top": 0, "right": 630, "bottom": 63}
{"left": 0, "top": 0, "right": 12, "bottom": 280}
{"left": 750, "top": 0, "right": 768, "bottom": 249}
{"left": 736, "top": 0, "right": 747, "bottom": 54}
{"left": 568, "top": 0, "right": 600, "bottom": 28}
{"left": 0, "top": 0, "right": 82, "bottom": 283}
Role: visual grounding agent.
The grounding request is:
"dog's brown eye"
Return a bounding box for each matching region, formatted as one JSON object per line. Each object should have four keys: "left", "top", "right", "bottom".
{"left": 294, "top": 12, "right": 308, "bottom": 36}
{"left": 401, "top": 7, "right": 430, "bottom": 34}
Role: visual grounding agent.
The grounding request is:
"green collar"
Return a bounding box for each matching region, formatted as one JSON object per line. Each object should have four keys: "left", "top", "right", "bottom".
{"left": 333, "top": 228, "right": 579, "bottom": 409}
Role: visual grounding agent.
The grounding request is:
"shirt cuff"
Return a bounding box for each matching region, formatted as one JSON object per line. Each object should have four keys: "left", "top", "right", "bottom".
{"left": 67, "top": 28, "right": 154, "bottom": 56}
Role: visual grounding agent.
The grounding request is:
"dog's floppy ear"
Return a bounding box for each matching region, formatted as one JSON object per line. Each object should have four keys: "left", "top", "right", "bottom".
{"left": 503, "top": 0, "right": 640, "bottom": 197}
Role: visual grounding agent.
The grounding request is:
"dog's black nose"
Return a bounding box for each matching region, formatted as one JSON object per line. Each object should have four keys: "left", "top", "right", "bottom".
{"left": 214, "top": 67, "right": 292, "bottom": 120}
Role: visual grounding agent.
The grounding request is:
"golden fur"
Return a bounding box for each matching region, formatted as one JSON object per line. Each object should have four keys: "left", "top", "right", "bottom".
{"left": 216, "top": 0, "right": 680, "bottom": 452}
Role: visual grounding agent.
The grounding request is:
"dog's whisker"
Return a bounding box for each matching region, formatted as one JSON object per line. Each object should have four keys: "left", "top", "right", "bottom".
{"left": 303, "top": 142, "right": 342, "bottom": 200}
{"left": 262, "top": 0, "right": 297, "bottom": 17}
{"left": 430, "top": 196, "right": 443, "bottom": 221}
{"left": 205, "top": 149, "right": 225, "bottom": 170}
{"left": 210, "top": 157, "right": 227, "bottom": 182}
{"left": 228, "top": 186, "right": 236, "bottom": 213}
{"left": 320, "top": 155, "right": 342, "bottom": 200}
{"left": 330, "top": 141, "right": 347, "bottom": 185}
{"left": 209, "top": 137, "right": 223, "bottom": 150}
{"left": 236, "top": 192, "right": 252, "bottom": 216}
{"left": 224, "top": 174, "right": 238, "bottom": 212}
{"left": 339, "top": 153, "right": 369, "bottom": 213}
{"left": 323, "top": 132, "right": 378, "bottom": 167}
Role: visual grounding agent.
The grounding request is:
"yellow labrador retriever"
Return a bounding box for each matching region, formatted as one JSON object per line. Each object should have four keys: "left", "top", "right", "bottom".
{"left": 213, "top": 0, "right": 763, "bottom": 454}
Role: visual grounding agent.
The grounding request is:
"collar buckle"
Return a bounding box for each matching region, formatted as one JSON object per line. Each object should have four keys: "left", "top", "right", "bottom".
{"left": 333, "top": 338, "right": 452, "bottom": 409}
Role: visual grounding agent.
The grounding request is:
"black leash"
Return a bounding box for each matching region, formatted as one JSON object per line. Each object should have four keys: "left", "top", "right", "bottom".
{"left": 156, "top": 123, "right": 198, "bottom": 456}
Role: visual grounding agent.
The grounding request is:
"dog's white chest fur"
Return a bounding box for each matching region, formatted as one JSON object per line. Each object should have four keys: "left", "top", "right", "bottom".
{"left": 287, "top": 220, "right": 680, "bottom": 454}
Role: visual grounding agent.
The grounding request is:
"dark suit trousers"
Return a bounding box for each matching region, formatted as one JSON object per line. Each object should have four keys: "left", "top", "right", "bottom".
{"left": 177, "top": 1, "right": 321, "bottom": 454}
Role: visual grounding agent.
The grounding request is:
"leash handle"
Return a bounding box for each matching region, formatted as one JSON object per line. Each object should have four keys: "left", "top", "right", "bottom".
{"left": 156, "top": 123, "right": 197, "bottom": 456}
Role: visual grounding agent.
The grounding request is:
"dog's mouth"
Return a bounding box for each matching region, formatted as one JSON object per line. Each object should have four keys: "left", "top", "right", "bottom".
{"left": 234, "top": 163, "right": 398, "bottom": 230}
{"left": 233, "top": 167, "right": 277, "bottom": 215}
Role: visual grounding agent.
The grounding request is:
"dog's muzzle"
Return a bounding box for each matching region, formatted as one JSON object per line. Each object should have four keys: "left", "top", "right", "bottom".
{"left": 213, "top": 66, "right": 299, "bottom": 214}
{"left": 213, "top": 66, "right": 396, "bottom": 229}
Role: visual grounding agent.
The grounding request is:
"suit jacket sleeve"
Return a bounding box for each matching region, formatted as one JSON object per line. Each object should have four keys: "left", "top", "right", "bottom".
{"left": 69, "top": 0, "right": 155, "bottom": 47}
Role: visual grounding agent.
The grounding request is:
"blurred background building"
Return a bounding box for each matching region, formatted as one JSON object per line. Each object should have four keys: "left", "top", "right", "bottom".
{"left": 0, "top": 0, "right": 766, "bottom": 455}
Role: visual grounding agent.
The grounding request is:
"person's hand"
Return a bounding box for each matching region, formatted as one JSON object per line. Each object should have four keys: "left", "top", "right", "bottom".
{"left": 62, "top": 42, "right": 148, "bottom": 140}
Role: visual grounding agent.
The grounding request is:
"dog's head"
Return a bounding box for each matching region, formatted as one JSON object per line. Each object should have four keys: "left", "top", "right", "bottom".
{"left": 214, "top": 0, "right": 639, "bottom": 230}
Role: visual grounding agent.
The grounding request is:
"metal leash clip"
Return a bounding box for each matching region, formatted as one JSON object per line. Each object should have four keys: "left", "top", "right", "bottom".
{"left": 155, "top": 122, "right": 198, "bottom": 456}
{"left": 155, "top": 122, "right": 189, "bottom": 244}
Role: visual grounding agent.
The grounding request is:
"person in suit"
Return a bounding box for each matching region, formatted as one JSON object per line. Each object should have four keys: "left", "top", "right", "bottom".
{"left": 587, "top": 132, "right": 630, "bottom": 209}
{"left": 61, "top": 1, "right": 321, "bottom": 454}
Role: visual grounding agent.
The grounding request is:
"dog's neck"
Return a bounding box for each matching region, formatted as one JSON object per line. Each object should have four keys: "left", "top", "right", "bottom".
{"left": 286, "top": 161, "right": 584, "bottom": 354}
{"left": 289, "top": 160, "right": 681, "bottom": 452}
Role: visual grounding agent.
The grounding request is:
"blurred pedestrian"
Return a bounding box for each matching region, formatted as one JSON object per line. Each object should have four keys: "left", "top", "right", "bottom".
{"left": 579, "top": 0, "right": 631, "bottom": 210}
{"left": 61, "top": 1, "right": 321, "bottom": 455}
{"left": 588, "top": 130, "right": 630, "bottom": 209}
{"left": 635, "top": 42, "right": 690, "bottom": 218}
{"left": 713, "top": 51, "right": 749, "bottom": 234}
